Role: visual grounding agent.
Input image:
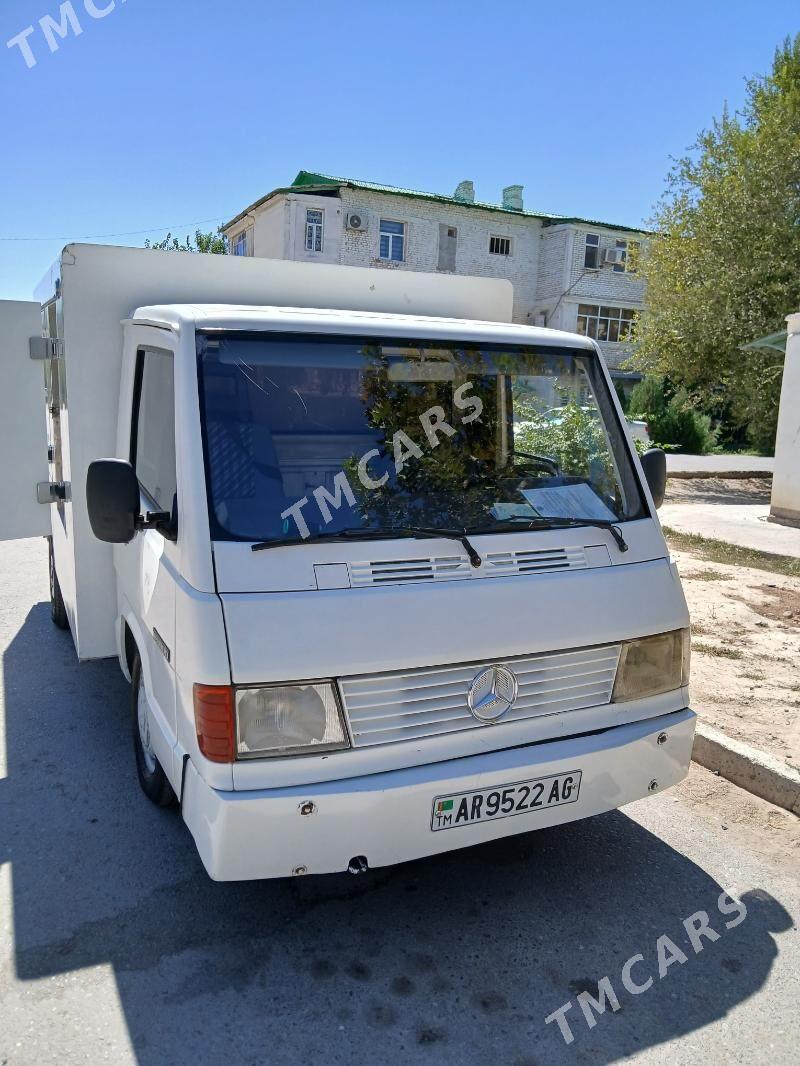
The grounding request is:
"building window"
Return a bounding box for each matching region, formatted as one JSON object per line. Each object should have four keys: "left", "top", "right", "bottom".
{"left": 379, "top": 219, "right": 405, "bottom": 262}
{"left": 305, "top": 209, "right": 324, "bottom": 253}
{"left": 489, "top": 235, "right": 511, "bottom": 256}
{"left": 613, "top": 238, "right": 641, "bottom": 273}
{"left": 584, "top": 233, "right": 601, "bottom": 269}
{"left": 233, "top": 230, "right": 249, "bottom": 257}
{"left": 576, "top": 304, "right": 636, "bottom": 342}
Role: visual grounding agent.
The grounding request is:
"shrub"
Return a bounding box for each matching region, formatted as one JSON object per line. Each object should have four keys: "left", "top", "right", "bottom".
{"left": 629, "top": 376, "right": 718, "bottom": 454}
{"left": 629, "top": 376, "right": 668, "bottom": 421}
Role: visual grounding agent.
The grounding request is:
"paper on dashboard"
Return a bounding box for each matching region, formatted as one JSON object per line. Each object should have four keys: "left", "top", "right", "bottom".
{"left": 520, "top": 483, "right": 617, "bottom": 522}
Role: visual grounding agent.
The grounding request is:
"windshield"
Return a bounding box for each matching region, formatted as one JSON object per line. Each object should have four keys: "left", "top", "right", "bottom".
{"left": 196, "top": 332, "right": 646, "bottom": 544}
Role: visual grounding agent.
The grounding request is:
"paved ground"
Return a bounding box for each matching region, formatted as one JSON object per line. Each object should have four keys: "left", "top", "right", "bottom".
{"left": 666, "top": 455, "right": 774, "bottom": 477}
{"left": 660, "top": 503, "right": 800, "bottom": 558}
{"left": 1, "top": 538, "right": 799, "bottom": 1065}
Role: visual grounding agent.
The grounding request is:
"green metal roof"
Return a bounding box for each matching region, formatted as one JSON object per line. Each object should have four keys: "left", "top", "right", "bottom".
{"left": 223, "top": 170, "right": 645, "bottom": 234}
{"left": 741, "top": 330, "right": 787, "bottom": 354}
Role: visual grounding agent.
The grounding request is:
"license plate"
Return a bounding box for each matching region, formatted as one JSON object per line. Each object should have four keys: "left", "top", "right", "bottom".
{"left": 430, "top": 770, "right": 582, "bottom": 831}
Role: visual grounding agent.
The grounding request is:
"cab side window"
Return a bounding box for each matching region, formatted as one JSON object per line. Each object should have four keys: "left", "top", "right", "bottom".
{"left": 132, "top": 348, "right": 177, "bottom": 514}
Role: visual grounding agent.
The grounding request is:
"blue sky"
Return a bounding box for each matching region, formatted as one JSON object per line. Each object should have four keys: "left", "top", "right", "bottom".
{"left": 0, "top": 0, "right": 797, "bottom": 299}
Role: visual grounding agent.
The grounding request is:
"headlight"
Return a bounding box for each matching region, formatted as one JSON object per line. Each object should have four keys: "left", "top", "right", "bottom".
{"left": 612, "top": 629, "right": 690, "bottom": 703}
{"left": 235, "top": 682, "right": 350, "bottom": 758}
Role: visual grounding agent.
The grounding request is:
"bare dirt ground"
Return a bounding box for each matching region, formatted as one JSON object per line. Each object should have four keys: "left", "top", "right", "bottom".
{"left": 663, "top": 477, "right": 800, "bottom": 772}
{"left": 665, "top": 476, "right": 772, "bottom": 504}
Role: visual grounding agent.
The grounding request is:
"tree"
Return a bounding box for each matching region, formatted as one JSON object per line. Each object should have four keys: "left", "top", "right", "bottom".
{"left": 343, "top": 345, "right": 500, "bottom": 530}
{"left": 144, "top": 229, "right": 227, "bottom": 254}
{"left": 631, "top": 35, "right": 800, "bottom": 453}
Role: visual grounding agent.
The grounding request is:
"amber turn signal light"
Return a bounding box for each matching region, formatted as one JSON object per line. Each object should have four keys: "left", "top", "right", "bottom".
{"left": 193, "top": 684, "right": 236, "bottom": 763}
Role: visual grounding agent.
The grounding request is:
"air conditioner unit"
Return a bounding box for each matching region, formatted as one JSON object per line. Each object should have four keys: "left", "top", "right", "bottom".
{"left": 604, "top": 248, "right": 626, "bottom": 266}
{"left": 345, "top": 211, "right": 368, "bottom": 231}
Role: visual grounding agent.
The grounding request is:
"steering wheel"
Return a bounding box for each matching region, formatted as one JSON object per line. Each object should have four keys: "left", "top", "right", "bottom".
{"left": 508, "top": 449, "right": 560, "bottom": 477}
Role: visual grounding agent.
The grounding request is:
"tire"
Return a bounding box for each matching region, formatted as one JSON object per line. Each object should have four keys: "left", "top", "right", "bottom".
{"left": 132, "top": 654, "right": 176, "bottom": 807}
{"left": 48, "top": 537, "right": 69, "bottom": 630}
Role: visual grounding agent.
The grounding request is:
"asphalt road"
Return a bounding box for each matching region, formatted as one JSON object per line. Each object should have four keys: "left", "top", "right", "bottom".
{"left": 1, "top": 537, "right": 798, "bottom": 1065}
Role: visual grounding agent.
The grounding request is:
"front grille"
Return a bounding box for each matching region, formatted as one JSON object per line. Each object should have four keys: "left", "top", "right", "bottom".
{"left": 339, "top": 644, "right": 621, "bottom": 748}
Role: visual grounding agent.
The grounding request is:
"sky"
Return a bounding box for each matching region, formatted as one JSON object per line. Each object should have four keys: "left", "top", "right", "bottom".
{"left": 0, "top": 0, "right": 797, "bottom": 300}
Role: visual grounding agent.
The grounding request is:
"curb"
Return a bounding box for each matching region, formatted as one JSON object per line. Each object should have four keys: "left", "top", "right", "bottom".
{"left": 692, "top": 722, "right": 800, "bottom": 815}
{"left": 668, "top": 471, "right": 773, "bottom": 480}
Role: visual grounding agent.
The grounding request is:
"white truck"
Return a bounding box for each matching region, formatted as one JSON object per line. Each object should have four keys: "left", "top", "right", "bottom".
{"left": 0, "top": 244, "right": 693, "bottom": 881}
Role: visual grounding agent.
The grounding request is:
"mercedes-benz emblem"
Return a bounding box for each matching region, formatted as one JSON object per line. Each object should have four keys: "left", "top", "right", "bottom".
{"left": 467, "top": 665, "right": 518, "bottom": 723}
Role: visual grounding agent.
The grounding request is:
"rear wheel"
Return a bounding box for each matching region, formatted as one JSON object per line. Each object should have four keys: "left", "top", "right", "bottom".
{"left": 48, "top": 537, "right": 68, "bottom": 630}
{"left": 132, "top": 654, "right": 176, "bottom": 807}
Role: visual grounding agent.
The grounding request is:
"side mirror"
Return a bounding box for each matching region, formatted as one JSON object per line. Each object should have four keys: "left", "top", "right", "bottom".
{"left": 640, "top": 448, "right": 667, "bottom": 509}
{"left": 86, "top": 459, "right": 140, "bottom": 543}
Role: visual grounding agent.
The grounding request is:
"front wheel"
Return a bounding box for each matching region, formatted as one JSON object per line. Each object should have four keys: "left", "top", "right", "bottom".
{"left": 48, "top": 537, "right": 69, "bottom": 630}
{"left": 132, "top": 655, "right": 176, "bottom": 807}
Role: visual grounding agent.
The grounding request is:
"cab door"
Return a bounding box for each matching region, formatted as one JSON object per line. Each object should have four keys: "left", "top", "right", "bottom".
{"left": 115, "top": 341, "right": 179, "bottom": 780}
{"left": 0, "top": 301, "right": 51, "bottom": 541}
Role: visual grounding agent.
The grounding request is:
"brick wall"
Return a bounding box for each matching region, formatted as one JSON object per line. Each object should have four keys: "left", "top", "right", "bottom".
{"left": 238, "top": 188, "right": 648, "bottom": 375}
{"left": 562, "top": 225, "right": 647, "bottom": 371}
{"left": 535, "top": 225, "right": 570, "bottom": 308}
{"left": 337, "top": 190, "right": 541, "bottom": 325}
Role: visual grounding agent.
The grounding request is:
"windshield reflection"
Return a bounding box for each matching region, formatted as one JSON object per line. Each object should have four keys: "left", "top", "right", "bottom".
{"left": 196, "top": 333, "right": 645, "bottom": 544}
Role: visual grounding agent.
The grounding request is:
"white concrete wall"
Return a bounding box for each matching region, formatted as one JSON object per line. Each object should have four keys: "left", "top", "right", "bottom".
{"left": 285, "top": 193, "right": 342, "bottom": 265}
{"left": 225, "top": 199, "right": 286, "bottom": 259}
{"left": 252, "top": 199, "right": 287, "bottom": 258}
{"left": 770, "top": 312, "right": 800, "bottom": 526}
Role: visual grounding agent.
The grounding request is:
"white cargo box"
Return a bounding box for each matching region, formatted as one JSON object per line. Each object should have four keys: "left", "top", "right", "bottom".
{"left": 0, "top": 244, "right": 512, "bottom": 659}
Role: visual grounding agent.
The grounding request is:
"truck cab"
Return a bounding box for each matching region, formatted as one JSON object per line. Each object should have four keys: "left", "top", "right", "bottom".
{"left": 0, "top": 246, "right": 693, "bottom": 881}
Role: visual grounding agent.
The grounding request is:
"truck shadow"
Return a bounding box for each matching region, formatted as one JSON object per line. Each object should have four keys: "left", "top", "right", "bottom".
{"left": 2, "top": 597, "right": 794, "bottom": 1064}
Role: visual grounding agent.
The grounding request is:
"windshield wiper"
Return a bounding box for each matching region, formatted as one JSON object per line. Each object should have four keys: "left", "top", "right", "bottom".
{"left": 252, "top": 525, "right": 483, "bottom": 567}
{"left": 478, "top": 515, "right": 629, "bottom": 553}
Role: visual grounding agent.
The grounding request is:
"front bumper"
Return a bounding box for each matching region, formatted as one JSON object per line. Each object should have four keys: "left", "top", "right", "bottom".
{"left": 182, "top": 708, "right": 696, "bottom": 881}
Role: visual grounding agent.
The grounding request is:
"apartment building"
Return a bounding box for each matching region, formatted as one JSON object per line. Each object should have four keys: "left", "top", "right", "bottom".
{"left": 222, "top": 171, "right": 647, "bottom": 386}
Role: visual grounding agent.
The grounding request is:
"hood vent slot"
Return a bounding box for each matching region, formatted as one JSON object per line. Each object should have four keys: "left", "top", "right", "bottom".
{"left": 485, "top": 546, "right": 587, "bottom": 576}
{"left": 350, "top": 546, "right": 588, "bottom": 587}
{"left": 350, "top": 555, "right": 470, "bottom": 587}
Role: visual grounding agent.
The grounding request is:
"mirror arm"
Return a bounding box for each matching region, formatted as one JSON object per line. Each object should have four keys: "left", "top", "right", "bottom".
{"left": 135, "top": 510, "right": 170, "bottom": 530}
{"left": 135, "top": 510, "right": 177, "bottom": 541}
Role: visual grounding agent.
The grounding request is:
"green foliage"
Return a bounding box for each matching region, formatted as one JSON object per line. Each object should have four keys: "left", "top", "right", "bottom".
{"left": 514, "top": 401, "right": 615, "bottom": 495}
{"left": 628, "top": 376, "right": 669, "bottom": 420}
{"left": 344, "top": 346, "right": 498, "bottom": 529}
{"left": 632, "top": 34, "right": 800, "bottom": 453}
{"left": 344, "top": 361, "right": 621, "bottom": 527}
{"left": 629, "top": 375, "right": 718, "bottom": 454}
{"left": 652, "top": 388, "right": 718, "bottom": 455}
{"left": 614, "top": 380, "right": 630, "bottom": 413}
{"left": 144, "top": 228, "right": 227, "bottom": 254}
